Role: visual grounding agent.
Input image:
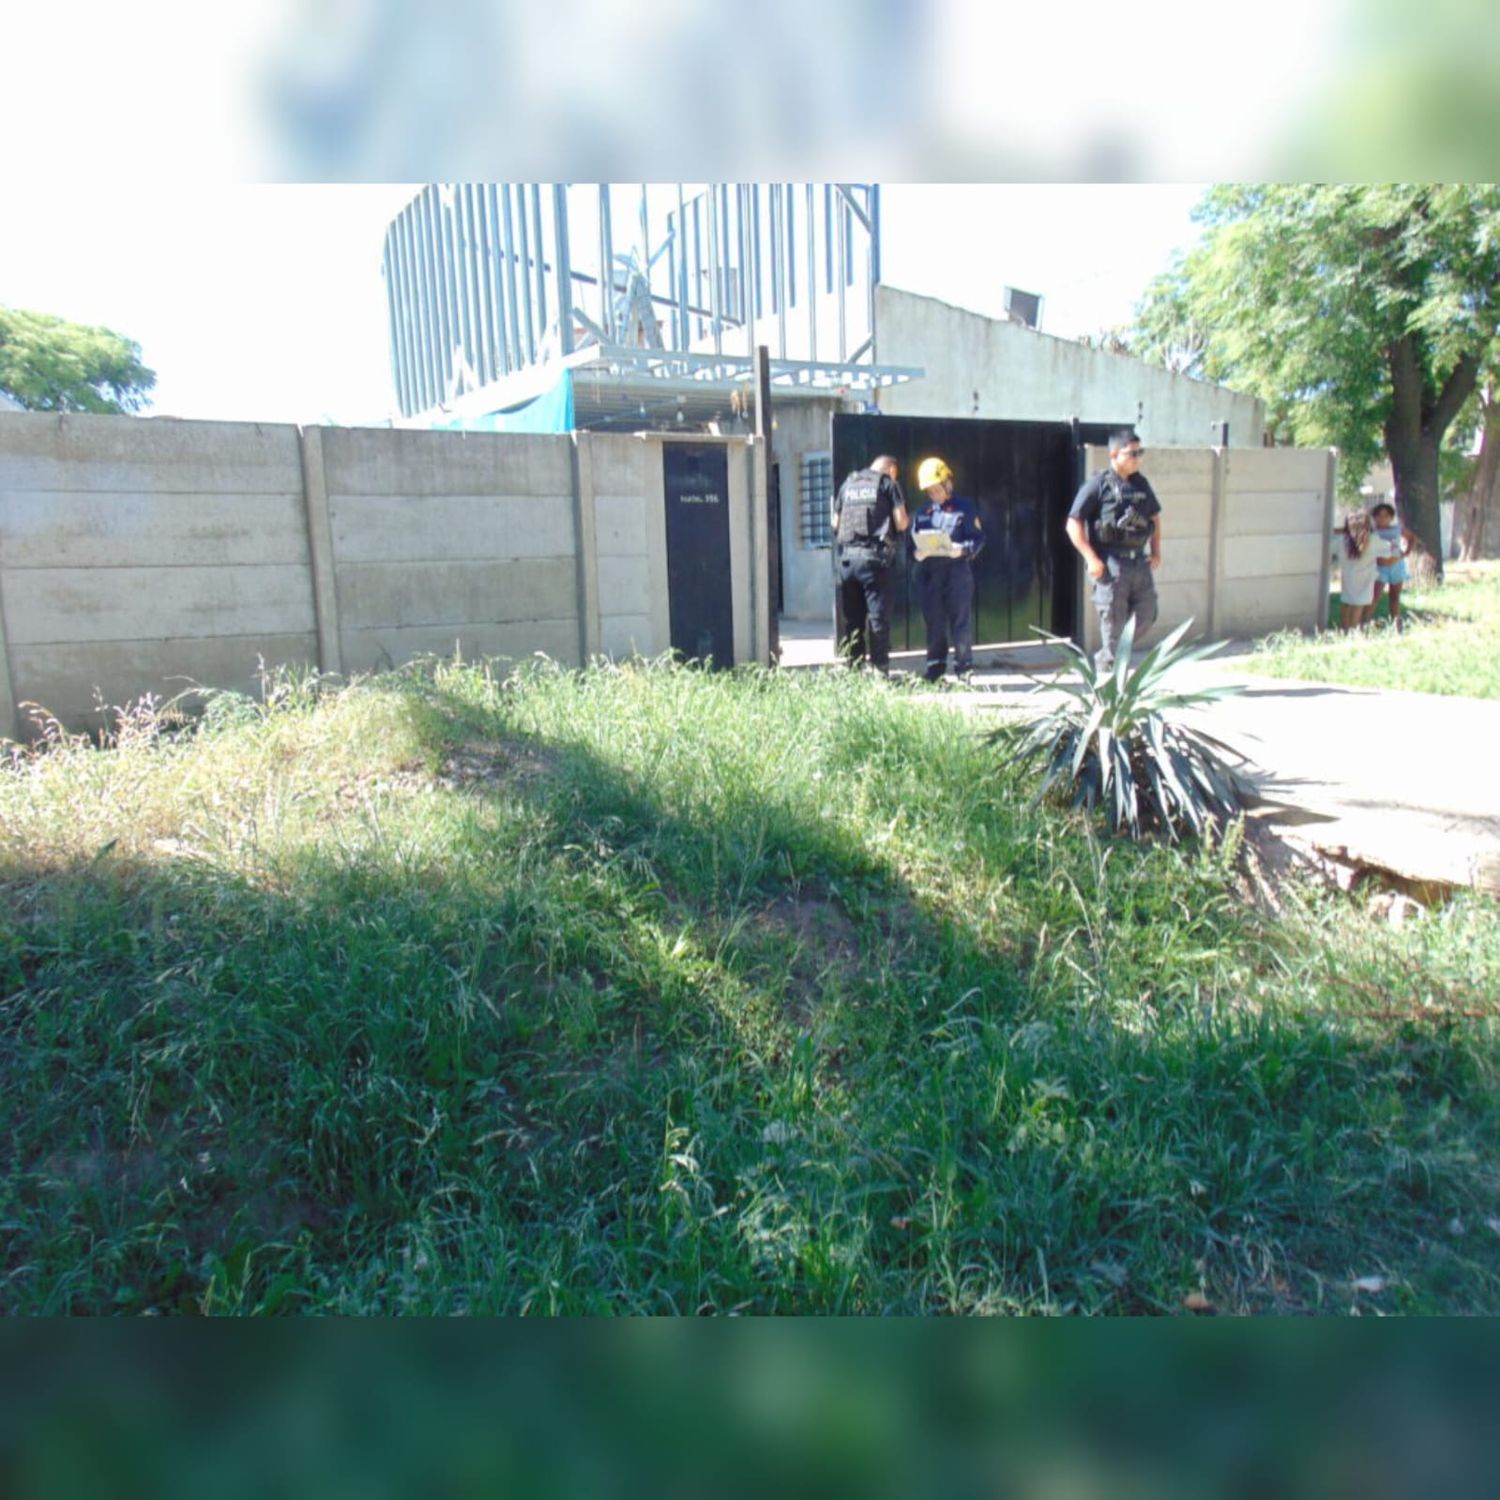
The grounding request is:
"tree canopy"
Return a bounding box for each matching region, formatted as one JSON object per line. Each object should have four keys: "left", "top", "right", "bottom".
{"left": 1133, "top": 184, "right": 1500, "bottom": 571}
{"left": 0, "top": 306, "right": 155, "bottom": 414}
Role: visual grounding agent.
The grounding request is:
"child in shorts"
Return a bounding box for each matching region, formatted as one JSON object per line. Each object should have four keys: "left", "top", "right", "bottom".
{"left": 1370, "top": 501, "right": 1418, "bottom": 630}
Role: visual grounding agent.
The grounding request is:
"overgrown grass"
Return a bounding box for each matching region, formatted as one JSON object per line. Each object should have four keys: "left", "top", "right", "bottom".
{"left": 3, "top": 658, "right": 1499, "bottom": 1314}
{"left": 1245, "top": 563, "right": 1500, "bottom": 699}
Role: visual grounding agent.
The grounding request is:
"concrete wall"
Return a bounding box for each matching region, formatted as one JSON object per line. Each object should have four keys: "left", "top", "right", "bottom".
{"left": 0, "top": 416, "right": 317, "bottom": 740}
{"left": 875, "top": 286, "right": 1266, "bottom": 447}
{"left": 1078, "top": 444, "right": 1337, "bottom": 655}
{"left": 0, "top": 412, "right": 763, "bottom": 739}
{"left": 768, "top": 400, "right": 840, "bottom": 623}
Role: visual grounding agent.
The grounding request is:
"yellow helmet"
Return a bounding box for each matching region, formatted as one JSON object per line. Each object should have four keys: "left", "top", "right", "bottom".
{"left": 917, "top": 456, "right": 953, "bottom": 492}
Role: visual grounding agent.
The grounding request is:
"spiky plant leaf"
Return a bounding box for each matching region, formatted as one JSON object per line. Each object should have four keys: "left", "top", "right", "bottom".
{"left": 997, "top": 617, "right": 1253, "bottom": 841}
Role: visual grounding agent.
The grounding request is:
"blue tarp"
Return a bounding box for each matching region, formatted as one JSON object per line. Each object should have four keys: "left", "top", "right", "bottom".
{"left": 433, "top": 369, "right": 574, "bottom": 434}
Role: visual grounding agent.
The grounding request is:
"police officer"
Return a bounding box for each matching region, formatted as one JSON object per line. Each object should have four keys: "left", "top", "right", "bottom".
{"left": 1065, "top": 429, "right": 1162, "bottom": 674}
{"left": 910, "top": 456, "right": 985, "bottom": 682}
{"left": 832, "top": 453, "right": 909, "bottom": 672}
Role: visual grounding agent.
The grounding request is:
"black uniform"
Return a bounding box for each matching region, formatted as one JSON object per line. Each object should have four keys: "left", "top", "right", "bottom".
{"left": 833, "top": 467, "right": 904, "bottom": 671}
{"left": 1069, "top": 467, "right": 1162, "bottom": 672}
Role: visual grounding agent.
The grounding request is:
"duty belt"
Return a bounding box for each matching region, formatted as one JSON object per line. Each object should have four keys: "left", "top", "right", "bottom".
{"left": 1108, "top": 547, "right": 1151, "bottom": 561}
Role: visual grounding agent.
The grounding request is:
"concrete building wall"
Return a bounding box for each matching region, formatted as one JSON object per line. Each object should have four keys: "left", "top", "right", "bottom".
{"left": 875, "top": 286, "right": 1266, "bottom": 447}
{"left": 0, "top": 413, "right": 762, "bottom": 739}
{"left": 768, "top": 400, "right": 840, "bottom": 624}
{"left": 1079, "top": 444, "right": 1336, "bottom": 655}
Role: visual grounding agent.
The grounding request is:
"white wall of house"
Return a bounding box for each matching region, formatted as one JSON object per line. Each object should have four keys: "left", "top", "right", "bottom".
{"left": 873, "top": 286, "right": 1265, "bottom": 447}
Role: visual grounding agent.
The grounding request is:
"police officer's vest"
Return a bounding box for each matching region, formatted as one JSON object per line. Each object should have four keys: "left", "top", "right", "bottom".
{"left": 836, "top": 470, "right": 896, "bottom": 552}
{"left": 1095, "top": 470, "right": 1154, "bottom": 550}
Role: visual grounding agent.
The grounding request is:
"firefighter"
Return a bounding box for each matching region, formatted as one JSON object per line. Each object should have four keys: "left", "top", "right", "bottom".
{"left": 910, "top": 456, "right": 985, "bottom": 682}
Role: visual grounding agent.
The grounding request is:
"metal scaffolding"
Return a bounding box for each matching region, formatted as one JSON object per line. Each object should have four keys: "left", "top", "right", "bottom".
{"left": 382, "top": 183, "right": 919, "bottom": 426}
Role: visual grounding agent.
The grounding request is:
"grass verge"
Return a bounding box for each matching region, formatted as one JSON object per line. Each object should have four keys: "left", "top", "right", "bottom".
{"left": 3, "top": 657, "right": 1499, "bottom": 1313}
{"left": 1244, "top": 563, "right": 1500, "bottom": 699}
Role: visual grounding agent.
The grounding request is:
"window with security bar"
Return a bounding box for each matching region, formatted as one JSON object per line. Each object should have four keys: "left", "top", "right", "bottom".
{"left": 799, "top": 452, "right": 834, "bottom": 549}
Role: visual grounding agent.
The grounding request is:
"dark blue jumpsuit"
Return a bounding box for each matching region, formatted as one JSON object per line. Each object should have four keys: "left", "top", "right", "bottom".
{"left": 911, "top": 495, "right": 985, "bottom": 680}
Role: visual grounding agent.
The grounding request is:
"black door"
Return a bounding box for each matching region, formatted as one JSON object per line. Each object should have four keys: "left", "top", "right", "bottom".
{"left": 663, "top": 442, "right": 734, "bottom": 668}
{"left": 832, "top": 414, "right": 1121, "bottom": 650}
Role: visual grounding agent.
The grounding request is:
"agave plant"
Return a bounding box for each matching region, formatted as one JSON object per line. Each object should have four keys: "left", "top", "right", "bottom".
{"left": 1005, "top": 616, "right": 1252, "bottom": 841}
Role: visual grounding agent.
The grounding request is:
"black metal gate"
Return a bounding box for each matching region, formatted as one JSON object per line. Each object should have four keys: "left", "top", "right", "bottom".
{"left": 663, "top": 442, "right": 735, "bottom": 668}
{"left": 831, "top": 413, "right": 1121, "bottom": 652}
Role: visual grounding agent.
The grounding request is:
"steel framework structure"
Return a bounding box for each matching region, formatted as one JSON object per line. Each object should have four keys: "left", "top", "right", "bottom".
{"left": 382, "top": 184, "right": 920, "bottom": 425}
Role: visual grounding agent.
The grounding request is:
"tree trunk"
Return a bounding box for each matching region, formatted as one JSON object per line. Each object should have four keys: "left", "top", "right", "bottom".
{"left": 1386, "top": 433, "right": 1444, "bottom": 578}
{"left": 1385, "top": 336, "right": 1480, "bottom": 582}
{"left": 1458, "top": 397, "right": 1500, "bottom": 561}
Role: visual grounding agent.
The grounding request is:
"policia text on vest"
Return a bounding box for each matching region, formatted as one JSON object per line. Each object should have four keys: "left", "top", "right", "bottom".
{"left": 832, "top": 455, "right": 910, "bottom": 673}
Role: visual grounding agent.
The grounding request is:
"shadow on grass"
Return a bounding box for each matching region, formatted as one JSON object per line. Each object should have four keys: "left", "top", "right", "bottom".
{"left": 3, "top": 666, "right": 1499, "bottom": 1314}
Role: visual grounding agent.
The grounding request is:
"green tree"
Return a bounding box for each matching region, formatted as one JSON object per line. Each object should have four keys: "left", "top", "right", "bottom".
{"left": 1453, "top": 376, "right": 1500, "bottom": 560}
{"left": 0, "top": 306, "right": 155, "bottom": 414}
{"left": 1132, "top": 263, "right": 1209, "bottom": 379}
{"left": 1133, "top": 185, "right": 1500, "bottom": 574}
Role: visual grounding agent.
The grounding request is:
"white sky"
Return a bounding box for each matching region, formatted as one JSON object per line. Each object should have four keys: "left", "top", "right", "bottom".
{"left": 0, "top": 183, "right": 1208, "bottom": 426}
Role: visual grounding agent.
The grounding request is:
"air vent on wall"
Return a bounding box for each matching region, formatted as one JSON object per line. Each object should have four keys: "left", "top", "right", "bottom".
{"left": 1003, "top": 286, "right": 1042, "bottom": 329}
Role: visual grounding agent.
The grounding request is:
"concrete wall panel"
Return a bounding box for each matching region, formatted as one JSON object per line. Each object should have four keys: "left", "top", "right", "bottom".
{"left": 0, "top": 491, "right": 310, "bottom": 569}
{"left": 1161, "top": 537, "right": 1210, "bottom": 580}
{"left": 1155, "top": 580, "right": 1211, "bottom": 635}
{"left": 1225, "top": 448, "right": 1330, "bottom": 491}
{"left": 1162, "top": 491, "right": 1212, "bottom": 539}
{"left": 5, "top": 565, "right": 316, "bottom": 645}
{"left": 0, "top": 412, "right": 302, "bottom": 493}
{"left": 586, "top": 434, "right": 649, "bottom": 495}
{"left": 329, "top": 494, "right": 575, "bottom": 562}
{"left": 593, "top": 493, "right": 649, "bottom": 556}
{"left": 1221, "top": 490, "right": 1328, "bottom": 537}
{"left": 8, "top": 634, "right": 318, "bottom": 726}
{"left": 1137, "top": 449, "right": 1217, "bottom": 490}
{"left": 596, "top": 554, "right": 652, "bottom": 618}
{"left": 1221, "top": 533, "right": 1325, "bottom": 580}
{"left": 340, "top": 618, "right": 581, "bottom": 674}
{"left": 321, "top": 427, "right": 572, "bottom": 497}
{"left": 336, "top": 558, "right": 578, "bottom": 630}
{"left": 1218, "top": 575, "right": 1322, "bottom": 635}
{"left": 599, "top": 613, "right": 657, "bottom": 659}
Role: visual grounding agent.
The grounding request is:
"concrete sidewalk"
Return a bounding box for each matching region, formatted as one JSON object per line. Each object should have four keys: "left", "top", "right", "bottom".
{"left": 962, "top": 662, "right": 1500, "bottom": 893}
{"left": 776, "top": 619, "right": 1500, "bottom": 893}
{"left": 1172, "top": 670, "right": 1500, "bottom": 893}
